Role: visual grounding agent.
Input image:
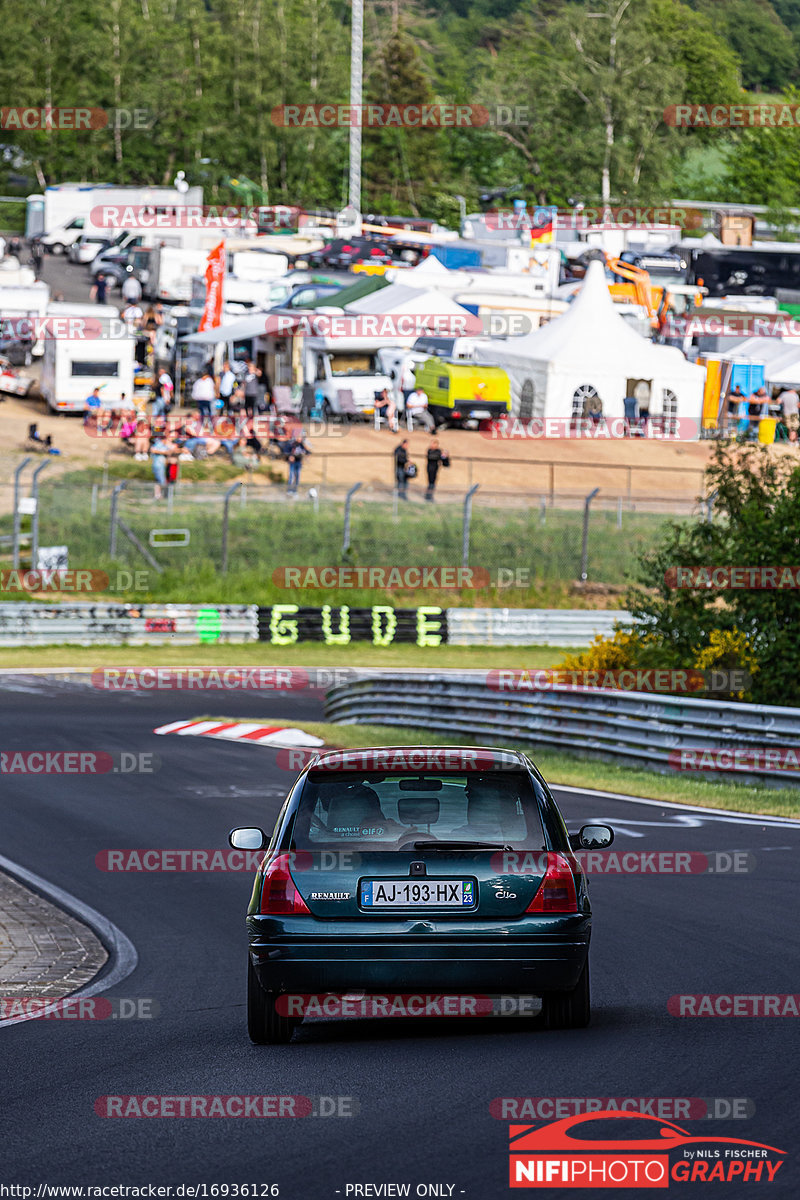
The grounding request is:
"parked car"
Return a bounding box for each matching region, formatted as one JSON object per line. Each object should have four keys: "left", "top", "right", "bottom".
{"left": 229, "top": 745, "right": 613, "bottom": 1043}
{"left": 68, "top": 234, "right": 113, "bottom": 265}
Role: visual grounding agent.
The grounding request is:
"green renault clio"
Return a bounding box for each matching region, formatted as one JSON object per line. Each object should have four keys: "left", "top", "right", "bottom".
{"left": 229, "top": 746, "right": 613, "bottom": 1043}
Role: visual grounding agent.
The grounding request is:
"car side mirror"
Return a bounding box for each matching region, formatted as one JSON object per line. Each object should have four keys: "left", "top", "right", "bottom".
{"left": 228, "top": 827, "right": 268, "bottom": 851}
{"left": 569, "top": 824, "right": 614, "bottom": 850}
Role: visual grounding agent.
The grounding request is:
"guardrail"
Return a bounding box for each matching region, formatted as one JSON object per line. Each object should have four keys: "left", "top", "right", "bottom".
{"left": 447, "top": 608, "right": 630, "bottom": 646}
{"left": 0, "top": 603, "right": 258, "bottom": 646}
{"left": 324, "top": 673, "right": 800, "bottom": 787}
{"left": 0, "top": 604, "right": 623, "bottom": 647}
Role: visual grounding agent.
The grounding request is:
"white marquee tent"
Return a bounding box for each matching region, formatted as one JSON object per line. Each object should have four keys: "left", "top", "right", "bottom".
{"left": 477, "top": 260, "right": 706, "bottom": 431}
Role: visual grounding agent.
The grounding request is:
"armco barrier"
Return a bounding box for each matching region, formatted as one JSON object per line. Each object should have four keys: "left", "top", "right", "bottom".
{"left": 447, "top": 608, "right": 630, "bottom": 646}
{"left": 0, "top": 603, "right": 626, "bottom": 647}
{"left": 0, "top": 604, "right": 258, "bottom": 646}
{"left": 324, "top": 674, "right": 800, "bottom": 787}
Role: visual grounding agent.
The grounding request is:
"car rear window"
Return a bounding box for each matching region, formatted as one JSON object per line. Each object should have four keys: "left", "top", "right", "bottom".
{"left": 290, "top": 770, "right": 546, "bottom": 850}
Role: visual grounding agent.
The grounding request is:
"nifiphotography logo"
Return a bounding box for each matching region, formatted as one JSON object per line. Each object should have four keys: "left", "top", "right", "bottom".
{"left": 508, "top": 1110, "right": 785, "bottom": 1187}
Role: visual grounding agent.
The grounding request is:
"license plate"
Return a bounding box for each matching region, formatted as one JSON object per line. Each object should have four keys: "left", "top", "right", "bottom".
{"left": 360, "top": 878, "right": 476, "bottom": 908}
{"left": 468, "top": 409, "right": 492, "bottom": 419}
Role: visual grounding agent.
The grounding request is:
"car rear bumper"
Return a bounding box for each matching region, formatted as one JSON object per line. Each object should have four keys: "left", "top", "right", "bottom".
{"left": 248, "top": 918, "right": 590, "bottom": 995}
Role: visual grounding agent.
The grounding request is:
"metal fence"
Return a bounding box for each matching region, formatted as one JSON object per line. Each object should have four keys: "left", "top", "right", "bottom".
{"left": 324, "top": 673, "right": 800, "bottom": 787}
{"left": 0, "top": 468, "right": 693, "bottom": 588}
{"left": 0, "top": 603, "right": 258, "bottom": 646}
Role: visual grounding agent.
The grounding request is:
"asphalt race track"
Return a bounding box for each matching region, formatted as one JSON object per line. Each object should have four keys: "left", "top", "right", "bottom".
{"left": 1, "top": 676, "right": 798, "bottom": 1197}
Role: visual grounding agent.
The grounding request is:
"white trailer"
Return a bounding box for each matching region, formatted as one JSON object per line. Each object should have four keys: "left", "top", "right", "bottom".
{"left": 148, "top": 246, "right": 214, "bottom": 302}
{"left": 39, "top": 302, "right": 135, "bottom": 414}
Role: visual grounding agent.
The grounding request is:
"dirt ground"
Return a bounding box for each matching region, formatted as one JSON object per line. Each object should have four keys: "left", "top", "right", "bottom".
{"left": 1, "top": 382, "right": 722, "bottom": 511}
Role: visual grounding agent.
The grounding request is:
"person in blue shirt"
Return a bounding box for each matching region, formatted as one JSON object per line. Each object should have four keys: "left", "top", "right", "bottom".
{"left": 83, "top": 387, "right": 102, "bottom": 425}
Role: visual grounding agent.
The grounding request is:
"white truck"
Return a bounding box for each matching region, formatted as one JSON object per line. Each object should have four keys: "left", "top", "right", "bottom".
{"left": 39, "top": 302, "right": 135, "bottom": 414}
{"left": 32, "top": 183, "right": 204, "bottom": 253}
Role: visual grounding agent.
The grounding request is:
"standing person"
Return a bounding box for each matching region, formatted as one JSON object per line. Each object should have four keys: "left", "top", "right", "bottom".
{"left": 150, "top": 431, "right": 171, "bottom": 500}
{"left": 778, "top": 385, "right": 799, "bottom": 442}
{"left": 121, "top": 301, "right": 144, "bottom": 333}
{"left": 394, "top": 439, "right": 410, "bottom": 499}
{"left": 400, "top": 359, "right": 416, "bottom": 411}
{"left": 191, "top": 366, "right": 216, "bottom": 423}
{"left": 121, "top": 273, "right": 143, "bottom": 305}
{"left": 30, "top": 239, "right": 43, "bottom": 276}
{"left": 218, "top": 359, "right": 236, "bottom": 413}
{"left": 425, "top": 438, "right": 449, "bottom": 502}
{"left": 747, "top": 386, "right": 768, "bottom": 439}
{"left": 90, "top": 272, "right": 108, "bottom": 304}
{"left": 725, "top": 383, "right": 746, "bottom": 435}
{"left": 405, "top": 384, "right": 435, "bottom": 431}
{"left": 154, "top": 368, "right": 174, "bottom": 417}
{"left": 243, "top": 360, "right": 262, "bottom": 418}
{"left": 286, "top": 431, "right": 311, "bottom": 496}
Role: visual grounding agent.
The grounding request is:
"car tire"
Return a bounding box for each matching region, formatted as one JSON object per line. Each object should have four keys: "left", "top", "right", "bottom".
{"left": 247, "top": 957, "right": 295, "bottom": 1044}
{"left": 50, "top": 243, "right": 66, "bottom": 256}
{"left": 542, "top": 960, "right": 590, "bottom": 1029}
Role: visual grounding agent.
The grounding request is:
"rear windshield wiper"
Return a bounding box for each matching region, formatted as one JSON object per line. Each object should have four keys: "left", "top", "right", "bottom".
{"left": 411, "top": 840, "right": 514, "bottom": 851}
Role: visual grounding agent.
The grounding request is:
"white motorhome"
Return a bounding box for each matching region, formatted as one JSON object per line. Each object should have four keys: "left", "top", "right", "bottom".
{"left": 39, "top": 302, "right": 135, "bottom": 414}
{"left": 148, "top": 246, "right": 215, "bottom": 302}
{"left": 302, "top": 337, "right": 392, "bottom": 415}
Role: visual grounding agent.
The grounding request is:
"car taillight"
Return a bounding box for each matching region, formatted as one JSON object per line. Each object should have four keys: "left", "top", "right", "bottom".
{"left": 259, "top": 852, "right": 311, "bottom": 915}
{"left": 526, "top": 852, "right": 578, "bottom": 914}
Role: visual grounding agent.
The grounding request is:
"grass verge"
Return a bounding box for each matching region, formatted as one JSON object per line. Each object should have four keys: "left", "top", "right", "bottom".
{"left": 0, "top": 643, "right": 576, "bottom": 669}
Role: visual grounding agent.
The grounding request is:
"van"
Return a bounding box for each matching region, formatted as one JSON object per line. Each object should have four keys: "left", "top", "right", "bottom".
{"left": 40, "top": 303, "right": 135, "bottom": 414}
{"left": 413, "top": 358, "right": 511, "bottom": 427}
{"left": 40, "top": 216, "right": 87, "bottom": 255}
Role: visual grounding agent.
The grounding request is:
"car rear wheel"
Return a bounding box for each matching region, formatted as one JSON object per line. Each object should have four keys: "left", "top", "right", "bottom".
{"left": 542, "top": 960, "right": 590, "bottom": 1029}
{"left": 247, "top": 957, "right": 295, "bottom": 1044}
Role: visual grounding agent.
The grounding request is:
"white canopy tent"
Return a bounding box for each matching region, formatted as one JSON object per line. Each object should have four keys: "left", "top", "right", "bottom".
{"left": 476, "top": 260, "right": 705, "bottom": 431}
{"left": 718, "top": 335, "right": 800, "bottom": 386}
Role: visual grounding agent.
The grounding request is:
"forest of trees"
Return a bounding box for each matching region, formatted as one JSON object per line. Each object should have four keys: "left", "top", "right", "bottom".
{"left": 2, "top": 0, "right": 800, "bottom": 223}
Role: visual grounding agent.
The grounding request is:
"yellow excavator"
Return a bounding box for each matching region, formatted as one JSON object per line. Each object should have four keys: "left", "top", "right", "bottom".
{"left": 605, "top": 255, "right": 704, "bottom": 331}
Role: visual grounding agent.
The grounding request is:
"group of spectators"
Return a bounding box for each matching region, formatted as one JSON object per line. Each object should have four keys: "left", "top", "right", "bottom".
{"left": 724, "top": 383, "right": 799, "bottom": 442}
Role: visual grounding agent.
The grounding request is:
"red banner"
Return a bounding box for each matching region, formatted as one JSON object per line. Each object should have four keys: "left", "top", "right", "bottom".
{"left": 198, "top": 241, "right": 226, "bottom": 331}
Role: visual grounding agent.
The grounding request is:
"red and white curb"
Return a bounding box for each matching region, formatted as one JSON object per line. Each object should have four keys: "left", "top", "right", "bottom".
{"left": 153, "top": 719, "right": 324, "bottom": 749}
